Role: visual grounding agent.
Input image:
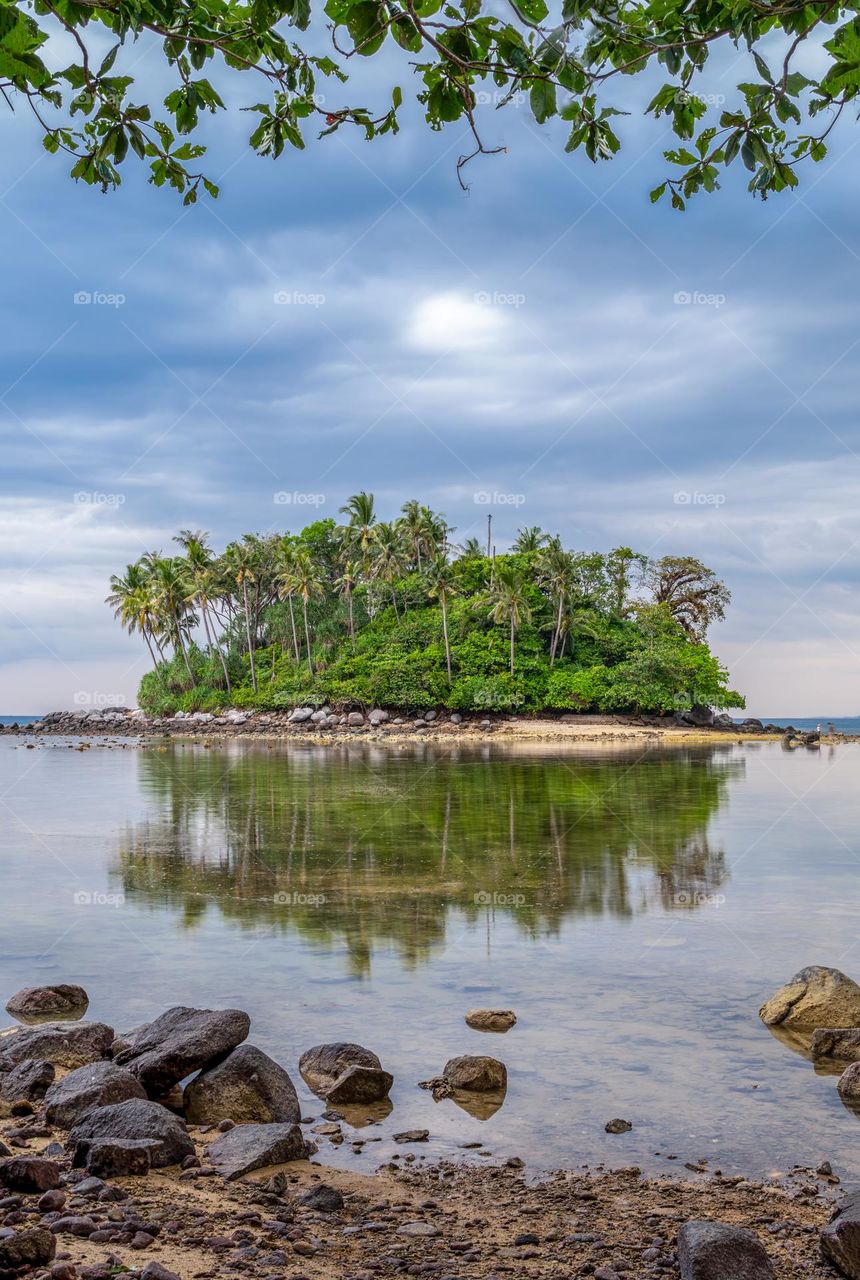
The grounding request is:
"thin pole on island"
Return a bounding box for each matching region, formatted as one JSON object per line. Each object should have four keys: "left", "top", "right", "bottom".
{"left": 486, "top": 512, "right": 492, "bottom": 557}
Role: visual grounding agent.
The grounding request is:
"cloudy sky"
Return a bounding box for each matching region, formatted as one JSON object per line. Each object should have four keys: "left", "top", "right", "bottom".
{"left": 1, "top": 29, "right": 859, "bottom": 715}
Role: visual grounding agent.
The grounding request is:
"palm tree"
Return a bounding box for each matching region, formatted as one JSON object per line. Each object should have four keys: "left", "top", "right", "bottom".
{"left": 340, "top": 491, "right": 377, "bottom": 566}
{"left": 457, "top": 536, "right": 483, "bottom": 559}
{"left": 224, "top": 538, "right": 260, "bottom": 693}
{"left": 274, "top": 538, "right": 302, "bottom": 663}
{"left": 370, "top": 522, "right": 406, "bottom": 618}
{"left": 483, "top": 563, "right": 532, "bottom": 675}
{"left": 279, "top": 547, "right": 324, "bottom": 673}
{"left": 174, "top": 529, "right": 232, "bottom": 691}
{"left": 106, "top": 561, "right": 162, "bottom": 670}
{"left": 513, "top": 526, "right": 548, "bottom": 554}
{"left": 536, "top": 537, "right": 574, "bottom": 666}
{"left": 426, "top": 553, "right": 458, "bottom": 681}
{"left": 400, "top": 499, "right": 426, "bottom": 571}
{"left": 335, "top": 558, "right": 361, "bottom": 652}
{"left": 147, "top": 554, "right": 196, "bottom": 682}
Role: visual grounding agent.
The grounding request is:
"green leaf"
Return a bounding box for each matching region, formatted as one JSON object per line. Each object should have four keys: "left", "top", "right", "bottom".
{"left": 529, "top": 79, "right": 556, "bottom": 124}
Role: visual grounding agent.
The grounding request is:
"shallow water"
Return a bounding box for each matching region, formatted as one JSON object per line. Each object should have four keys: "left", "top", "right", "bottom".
{"left": 2, "top": 735, "right": 860, "bottom": 1179}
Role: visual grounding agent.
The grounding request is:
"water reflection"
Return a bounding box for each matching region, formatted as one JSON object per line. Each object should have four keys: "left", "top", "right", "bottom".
{"left": 110, "top": 742, "right": 742, "bottom": 975}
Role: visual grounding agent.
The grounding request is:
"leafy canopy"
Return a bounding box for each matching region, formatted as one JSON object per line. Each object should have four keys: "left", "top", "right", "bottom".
{"left": 1, "top": 0, "right": 857, "bottom": 203}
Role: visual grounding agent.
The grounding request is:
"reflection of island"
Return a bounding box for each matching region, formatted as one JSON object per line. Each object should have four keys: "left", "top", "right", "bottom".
{"left": 110, "top": 742, "right": 742, "bottom": 975}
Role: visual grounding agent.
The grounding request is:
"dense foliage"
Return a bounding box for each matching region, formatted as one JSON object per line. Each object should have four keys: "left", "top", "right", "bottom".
{"left": 107, "top": 493, "right": 744, "bottom": 715}
{"left": 2, "top": 0, "right": 858, "bottom": 203}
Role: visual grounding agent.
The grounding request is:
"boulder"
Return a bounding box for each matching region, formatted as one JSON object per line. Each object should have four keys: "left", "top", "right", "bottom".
{"left": 347, "top": 712, "right": 365, "bottom": 727}
{"left": 0, "top": 1227, "right": 56, "bottom": 1269}
{"left": 0, "top": 1058, "right": 55, "bottom": 1102}
{"left": 298, "top": 1183, "right": 344, "bottom": 1212}
{"left": 811, "top": 1028, "right": 860, "bottom": 1063}
{"left": 368, "top": 709, "right": 389, "bottom": 725}
{"left": 207, "top": 1122, "right": 307, "bottom": 1181}
{"left": 822, "top": 1191, "right": 860, "bottom": 1278}
{"left": 69, "top": 1098, "right": 194, "bottom": 1168}
{"left": 0, "top": 1156, "right": 61, "bottom": 1192}
{"left": 677, "top": 1220, "right": 773, "bottom": 1280}
{"left": 113, "top": 1006, "right": 250, "bottom": 1095}
{"left": 838, "top": 1062, "right": 860, "bottom": 1100}
{"left": 288, "top": 707, "right": 313, "bottom": 723}
{"left": 442, "top": 1055, "right": 507, "bottom": 1092}
{"left": 465, "top": 1008, "right": 517, "bottom": 1033}
{"left": 299, "top": 1043, "right": 392, "bottom": 1102}
{"left": 5, "top": 984, "right": 89, "bottom": 1022}
{"left": 0, "top": 1021, "right": 113, "bottom": 1070}
{"left": 45, "top": 1059, "right": 147, "bottom": 1128}
{"left": 759, "top": 966, "right": 860, "bottom": 1030}
{"left": 86, "top": 1138, "right": 158, "bottom": 1178}
{"left": 183, "top": 1045, "right": 300, "bottom": 1125}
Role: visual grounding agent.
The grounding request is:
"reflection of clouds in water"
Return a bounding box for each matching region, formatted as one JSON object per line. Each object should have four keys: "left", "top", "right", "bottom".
{"left": 110, "top": 743, "right": 742, "bottom": 975}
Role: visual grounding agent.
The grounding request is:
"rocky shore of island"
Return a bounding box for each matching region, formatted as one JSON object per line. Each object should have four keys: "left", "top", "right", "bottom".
{"left": 0, "top": 706, "right": 829, "bottom": 747}
{"left": 3, "top": 974, "right": 860, "bottom": 1280}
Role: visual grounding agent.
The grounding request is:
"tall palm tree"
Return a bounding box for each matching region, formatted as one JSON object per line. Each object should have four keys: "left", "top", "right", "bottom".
{"left": 370, "top": 522, "right": 406, "bottom": 618}
{"left": 426, "top": 553, "right": 458, "bottom": 682}
{"left": 279, "top": 547, "right": 324, "bottom": 673}
{"left": 536, "top": 537, "right": 574, "bottom": 666}
{"left": 400, "top": 499, "right": 426, "bottom": 571}
{"left": 224, "top": 538, "right": 260, "bottom": 693}
{"left": 457, "top": 536, "right": 483, "bottom": 559}
{"left": 174, "top": 529, "right": 232, "bottom": 691}
{"left": 274, "top": 538, "right": 302, "bottom": 663}
{"left": 335, "top": 558, "right": 361, "bottom": 652}
{"left": 339, "top": 491, "right": 377, "bottom": 567}
{"left": 147, "top": 554, "right": 196, "bottom": 682}
{"left": 483, "top": 563, "right": 532, "bottom": 676}
{"left": 106, "top": 561, "right": 162, "bottom": 670}
{"left": 513, "top": 526, "right": 548, "bottom": 554}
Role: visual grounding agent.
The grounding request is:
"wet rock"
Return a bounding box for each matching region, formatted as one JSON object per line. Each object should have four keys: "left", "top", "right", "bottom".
{"left": 207, "top": 1122, "right": 307, "bottom": 1181}
{"left": 45, "top": 1060, "right": 147, "bottom": 1127}
{"left": 297, "top": 1183, "right": 344, "bottom": 1212}
{"left": 605, "top": 1118, "right": 633, "bottom": 1134}
{"left": 113, "top": 1006, "right": 250, "bottom": 1096}
{"left": 184, "top": 1045, "right": 300, "bottom": 1125}
{"left": 760, "top": 966, "right": 860, "bottom": 1031}
{"left": 299, "top": 1043, "right": 392, "bottom": 1102}
{"left": 0, "top": 1156, "right": 61, "bottom": 1192}
{"left": 0, "top": 1058, "right": 55, "bottom": 1103}
{"left": 839, "top": 1063, "right": 860, "bottom": 1101}
{"left": 822, "top": 1191, "right": 860, "bottom": 1277}
{"left": 465, "top": 1009, "right": 517, "bottom": 1033}
{"left": 442, "top": 1055, "right": 507, "bottom": 1091}
{"left": 678, "top": 1219, "right": 773, "bottom": 1279}
{"left": 393, "top": 1130, "right": 429, "bottom": 1143}
{"left": 86, "top": 1139, "right": 158, "bottom": 1178}
{"left": 141, "top": 1263, "right": 181, "bottom": 1280}
{"left": 0, "top": 1226, "right": 56, "bottom": 1268}
{"left": 69, "top": 1099, "right": 194, "bottom": 1169}
{"left": 812, "top": 1029, "right": 860, "bottom": 1063}
{"left": 0, "top": 1022, "right": 114, "bottom": 1071}
{"left": 5, "top": 985, "right": 89, "bottom": 1023}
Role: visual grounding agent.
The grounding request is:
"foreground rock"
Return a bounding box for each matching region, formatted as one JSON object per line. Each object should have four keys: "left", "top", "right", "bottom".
{"left": 465, "top": 1008, "right": 517, "bottom": 1032}
{"left": 207, "top": 1121, "right": 307, "bottom": 1180}
{"left": 5, "top": 984, "right": 89, "bottom": 1022}
{"left": 760, "top": 966, "right": 860, "bottom": 1030}
{"left": 184, "top": 1044, "right": 300, "bottom": 1125}
{"left": 678, "top": 1219, "right": 774, "bottom": 1279}
{"left": 299, "top": 1042, "right": 393, "bottom": 1102}
{"left": 45, "top": 1059, "right": 147, "bottom": 1127}
{"left": 69, "top": 1098, "right": 194, "bottom": 1168}
{"left": 0, "top": 1057, "right": 55, "bottom": 1103}
{"left": 113, "top": 1006, "right": 251, "bottom": 1095}
{"left": 838, "top": 1062, "right": 860, "bottom": 1100}
{"left": 0, "top": 1226, "right": 56, "bottom": 1269}
{"left": 0, "top": 1155, "right": 61, "bottom": 1192}
{"left": 812, "top": 1028, "right": 860, "bottom": 1062}
{"left": 821, "top": 1192, "right": 860, "bottom": 1278}
{"left": 442, "top": 1055, "right": 507, "bottom": 1091}
{"left": 0, "top": 1020, "right": 113, "bottom": 1070}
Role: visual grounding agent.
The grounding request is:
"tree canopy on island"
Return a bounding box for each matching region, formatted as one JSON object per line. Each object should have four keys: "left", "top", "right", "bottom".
{"left": 107, "top": 493, "right": 744, "bottom": 715}
{"left": 2, "top": 0, "right": 857, "bottom": 202}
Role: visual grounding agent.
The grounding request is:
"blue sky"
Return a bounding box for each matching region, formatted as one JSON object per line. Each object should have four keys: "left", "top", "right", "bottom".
{"left": 2, "top": 30, "right": 860, "bottom": 715}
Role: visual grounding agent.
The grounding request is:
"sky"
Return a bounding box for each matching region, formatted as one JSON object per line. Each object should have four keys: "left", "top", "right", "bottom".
{"left": 1, "top": 26, "right": 860, "bottom": 715}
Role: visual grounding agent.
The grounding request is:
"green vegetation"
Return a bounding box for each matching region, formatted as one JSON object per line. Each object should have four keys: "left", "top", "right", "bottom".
{"left": 107, "top": 493, "right": 744, "bottom": 716}
{"left": 2, "top": 0, "right": 857, "bottom": 204}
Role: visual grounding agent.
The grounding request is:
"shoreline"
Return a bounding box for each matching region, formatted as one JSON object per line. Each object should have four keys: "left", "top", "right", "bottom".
{"left": 2, "top": 708, "right": 848, "bottom": 748}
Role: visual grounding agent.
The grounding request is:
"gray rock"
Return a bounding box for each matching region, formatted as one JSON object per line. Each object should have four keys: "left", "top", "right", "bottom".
{"left": 299, "top": 1043, "right": 392, "bottom": 1102}
{"left": 368, "top": 709, "right": 389, "bottom": 725}
{"left": 207, "top": 1122, "right": 307, "bottom": 1180}
{"left": 677, "top": 1220, "right": 773, "bottom": 1280}
{"left": 812, "top": 1028, "right": 860, "bottom": 1062}
{"left": 0, "top": 1021, "right": 114, "bottom": 1070}
{"left": 0, "top": 1226, "right": 56, "bottom": 1269}
{"left": 86, "top": 1138, "right": 158, "bottom": 1178}
{"left": 45, "top": 1060, "right": 146, "bottom": 1128}
{"left": 0, "top": 1058, "right": 55, "bottom": 1102}
{"left": 288, "top": 707, "right": 313, "bottom": 723}
{"left": 113, "top": 1006, "right": 250, "bottom": 1095}
{"left": 184, "top": 1045, "right": 300, "bottom": 1125}
{"left": 839, "top": 1062, "right": 860, "bottom": 1100}
{"left": 69, "top": 1098, "right": 194, "bottom": 1168}
{"left": 347, "top": 712, "right": 365, "bottom": 726}
{"left": 424, "top": 710, "right": 437, "bottom": 722}
{"left": 5, "top": 985, "right": 89, "bottom": 1022}
{"left": 822, "top": 1191, "right": 860, "bottom": 1278}
{"left": 298, "top": 1183, "right": 344, "bottom": 1212}
{"left": 442, "top": 1055, "right": 507, "bottom": 1092}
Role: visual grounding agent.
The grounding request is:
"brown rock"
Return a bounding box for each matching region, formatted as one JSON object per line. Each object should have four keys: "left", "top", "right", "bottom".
{"left": 0, "top": 1156, "right": 61, "bottom": 1192}
{"left": 465, "top": 1009, "right": 517, "bottom": 1032}
{"left": 5, "top": 985, "right": 89, "bottom": 1023}
{"left": 760, "top": 966, "right": 860, "bottom": 1031}
{"left": 442, "top": 1055, "right": 507, "bottom": 1092}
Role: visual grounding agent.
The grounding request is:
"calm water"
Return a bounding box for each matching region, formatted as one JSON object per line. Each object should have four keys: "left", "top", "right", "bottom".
{"left": 2, "top": 735, "right": 860, "bottom": 1180}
